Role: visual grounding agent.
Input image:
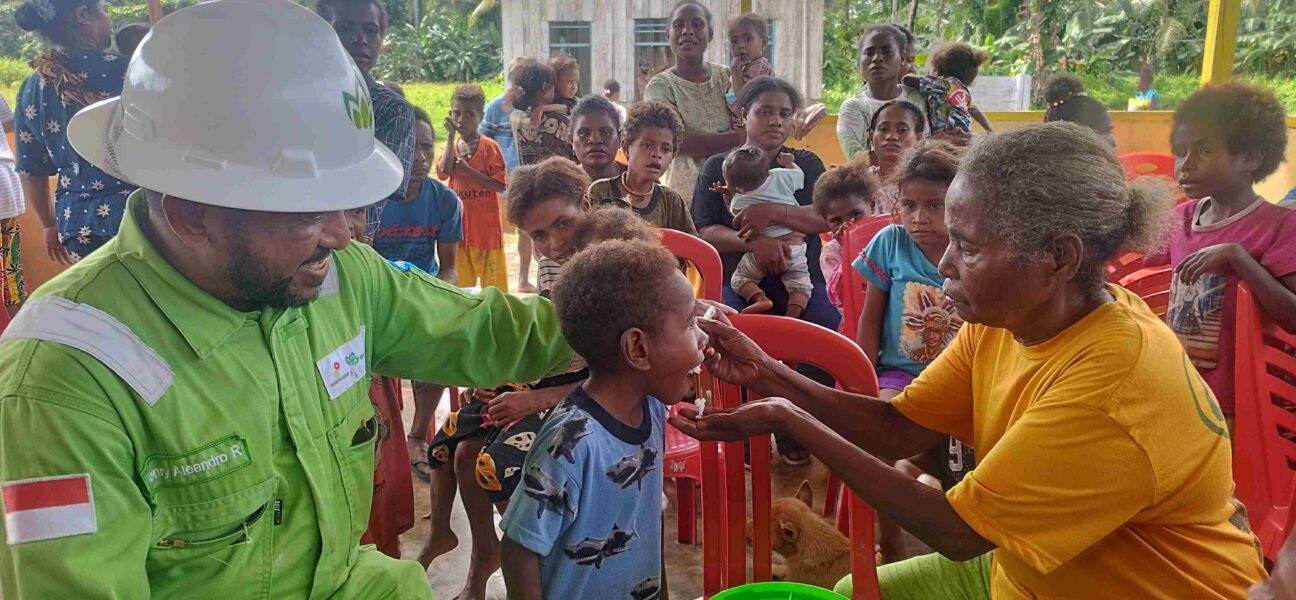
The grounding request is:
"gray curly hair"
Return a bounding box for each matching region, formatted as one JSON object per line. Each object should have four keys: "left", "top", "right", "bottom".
{"left": 958, "top": 122, "right": 1175, "bottom": 291}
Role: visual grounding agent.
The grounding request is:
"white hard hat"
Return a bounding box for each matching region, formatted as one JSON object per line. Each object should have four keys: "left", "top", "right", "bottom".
{"left": 67, "top": 0, "right": 402, "bottom": 212}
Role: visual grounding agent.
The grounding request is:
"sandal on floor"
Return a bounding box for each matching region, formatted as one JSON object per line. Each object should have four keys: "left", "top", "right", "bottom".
{"left": 410, "top": 459, "right": 433, "bottom": 483}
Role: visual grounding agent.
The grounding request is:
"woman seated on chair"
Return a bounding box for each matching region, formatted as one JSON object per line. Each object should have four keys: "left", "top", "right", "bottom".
{"left": 673, "top": 122, "right": 1266, "bottom": 599}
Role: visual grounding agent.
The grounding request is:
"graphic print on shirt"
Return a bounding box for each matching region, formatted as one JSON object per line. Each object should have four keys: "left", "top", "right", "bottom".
{"left": 522, "top": 467, "right": 576, "bottom": 519}
{"left": 548, "top": 416, "right": 591, "bottom": 463}
{"left": 606, "top": 446, "right": 658, "bottom": 490}
{"left": 630, "top": 576, "right": 662, "bottom": 600}
{"left": 476, "top": 451, "right": 502, "bottom": 491}
{"left": 1166, "top": 272, "right": 1226, "bottom": 369}
{"left": 563, "top": 522, "right": 638, "bottom": 568}
{"left": 898, "top": 282, "right": 963, "bottom": 364}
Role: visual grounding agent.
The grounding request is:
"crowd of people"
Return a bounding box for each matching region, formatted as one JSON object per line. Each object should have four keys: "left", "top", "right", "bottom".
{"left": 1, "top": 0, "right": 1296, "bottom": 599}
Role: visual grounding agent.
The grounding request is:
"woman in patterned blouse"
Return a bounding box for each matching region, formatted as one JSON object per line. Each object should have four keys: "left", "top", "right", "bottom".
{"left": 14, "top": 0, "right": 134, "bottom": 264}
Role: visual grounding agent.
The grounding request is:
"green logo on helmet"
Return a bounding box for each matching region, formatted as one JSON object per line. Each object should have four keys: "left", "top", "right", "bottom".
{"left": 343, "top": 76, "right": 373, "bottom": 130}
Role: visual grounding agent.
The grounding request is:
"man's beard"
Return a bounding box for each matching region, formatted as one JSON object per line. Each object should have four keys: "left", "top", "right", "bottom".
{"left": 223, "top": 235, "right": 328, "bottom": 312}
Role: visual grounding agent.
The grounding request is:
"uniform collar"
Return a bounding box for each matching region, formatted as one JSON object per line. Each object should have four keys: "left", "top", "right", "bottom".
{"left": 114, "top": 191, "right": 252, "bottom": 359}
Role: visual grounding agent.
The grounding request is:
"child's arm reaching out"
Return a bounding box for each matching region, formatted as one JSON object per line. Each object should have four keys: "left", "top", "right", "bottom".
{"left": 501, "top": 537, "right": 543, "bottom": 600}
{"left": 901, "top": 74, "right": 923, "bottom": 89}
{"left": 776, "top": 152, "right": 798, "bottom": 169}
{"left": 1178, "top": 243, "right": 1296, "bottom": 332}
{"left": 970, "top": 107, "right": 994, "bottom": 133}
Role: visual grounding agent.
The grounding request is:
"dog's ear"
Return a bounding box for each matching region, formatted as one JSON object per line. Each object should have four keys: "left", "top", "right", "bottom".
{"left": 795, "top": 480, "right": 814, "bottom": 508}
{"left": 779, "top": 519, "right": 798, "bottom": 544}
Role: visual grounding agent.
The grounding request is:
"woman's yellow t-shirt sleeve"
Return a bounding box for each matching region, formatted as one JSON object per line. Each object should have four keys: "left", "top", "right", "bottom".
{"left": 946, "top": 400, "right": 1156, "bottom": 574}
{"left": 890, "top": 325, "right": 979, "bottom": 444}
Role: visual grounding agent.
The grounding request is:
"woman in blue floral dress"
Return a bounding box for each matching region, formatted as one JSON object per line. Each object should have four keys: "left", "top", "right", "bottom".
{"left": 14, "top": 0, "right": 134, "bottom": 264}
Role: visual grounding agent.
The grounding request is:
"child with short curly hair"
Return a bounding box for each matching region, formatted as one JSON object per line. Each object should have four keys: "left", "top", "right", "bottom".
{"left": 501, "top": 239, "right": 706, "bottom": 600}
{"left": 439, "top": 84, "right": 507, "bottom": 291}
{"left": 811, "top": 159, "right": 880, "bottom": 316}
{"left": 902, "top": 42, "right": 993, "bottom": 134}
{"left": 1145, "top": 81, "right": 1296, "bottom": 421}
{"left": 587, "top": 101, "right": 696, "bottom": 235}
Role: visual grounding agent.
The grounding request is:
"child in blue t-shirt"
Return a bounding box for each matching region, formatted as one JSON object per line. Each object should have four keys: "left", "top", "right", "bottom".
{"left": 501, "top": 239, "right": 707, "bottom": 600}
{"left": 851, "top": 140, "right": 974, "bottom": 563}
{"left": 373, "top": 107, "right": 463, "bottom": 280}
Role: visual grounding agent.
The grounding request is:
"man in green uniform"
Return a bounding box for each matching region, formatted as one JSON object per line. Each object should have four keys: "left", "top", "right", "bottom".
{"left": 0, "top": 1, "right": 570, "bottom": 598}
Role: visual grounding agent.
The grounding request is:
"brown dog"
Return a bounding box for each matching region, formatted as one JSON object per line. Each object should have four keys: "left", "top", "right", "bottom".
{"left": 750, "top": 481, "right": 852, "bottom": 589}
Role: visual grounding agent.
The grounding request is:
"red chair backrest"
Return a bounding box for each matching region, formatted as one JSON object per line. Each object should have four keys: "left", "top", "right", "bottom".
{"left": 1233, "top": 282, "right": 1296, "bottom": 561}
{"left": 1105, "top": 250, "right": 1147, "bottom": 284}
{"left": 659, "top": 228, "right": 724, "bottom": 302}
{"left": 1118, "top": 265, "right": 1173, "bottom": 319}
{"left": 702, "top": 314, "right": 881, "bottom": 600}
{"left": 1119, "top": 152, "right": 1177, "bottom": 181}
{"left": 837, "top": 216, "right": 896, "bottom": 341}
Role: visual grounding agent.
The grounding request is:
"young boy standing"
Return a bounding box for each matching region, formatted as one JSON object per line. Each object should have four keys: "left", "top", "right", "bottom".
{"left": 1145, "top": 81, "right": 1296, "bottom": 422}
{"left": 374, "top": 107, "right": 463, "bottom": 281}
{"left": 440, "top": 84, "right": 509, "bottom": 291}
{"left": 500, "top": 239, "right": 706, "bottom": 600}
{"left": 587, "top": 101, "right": 697, "bottom": 235}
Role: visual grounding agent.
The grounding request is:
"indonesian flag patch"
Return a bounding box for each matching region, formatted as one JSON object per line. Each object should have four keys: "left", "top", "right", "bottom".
{"left": 2, "top": 474, "right": 97, "bottom": 545}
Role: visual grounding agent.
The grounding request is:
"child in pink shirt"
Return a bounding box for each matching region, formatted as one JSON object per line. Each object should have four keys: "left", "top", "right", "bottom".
{"left": 1145, "top": 81, "right": 1296, "bottom": 418}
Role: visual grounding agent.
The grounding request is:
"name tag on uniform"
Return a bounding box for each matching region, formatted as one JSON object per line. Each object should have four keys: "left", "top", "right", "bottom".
{"left": 317, "top": 327, "right": 367, "bottom": 400}
{"left": 141, "top": 435, "right": 252, "bottom": 495}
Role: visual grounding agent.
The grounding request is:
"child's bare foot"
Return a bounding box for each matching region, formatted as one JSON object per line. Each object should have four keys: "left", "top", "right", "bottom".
{"left": 741, "top": 294, "right": 773, "bottom": 314}
{"left": 416, "top": 529, "right": 459, "bottom": 569}
{"left": 452, "top": 544, "right": 501, "bottom": 600}
{"left": 517, "top": 280, "right": 538, "bottom": 294}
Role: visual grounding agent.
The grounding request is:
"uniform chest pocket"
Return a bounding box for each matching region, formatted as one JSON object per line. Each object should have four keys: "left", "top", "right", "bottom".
{"left": 146, "top": 476, "right": 277, "bottom": 581}
{"left": 327, "top": 397, "right": 379, "bottom": 562}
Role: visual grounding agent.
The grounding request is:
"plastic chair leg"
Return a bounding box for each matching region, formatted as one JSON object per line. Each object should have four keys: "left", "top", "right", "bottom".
{"left": 677, "top": 479, "right": 697, "bottom": 545}
{"left": 824, "top": 472, "right": 842, "bottom": 517}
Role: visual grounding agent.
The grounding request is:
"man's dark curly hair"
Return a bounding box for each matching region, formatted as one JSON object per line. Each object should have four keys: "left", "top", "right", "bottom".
{"left": 622, "top": 100, "right": 684, "bottom": 147}
{"left": 552, "top": 240, "right": 684, "bottom": 372}
{"left": 1173, "top": 81, "right": 1288, "bottom": 183}
{"left": 506, "top": 157, "right": 590, "bottom": 226}
{"left": 812, "top": 158, "right": 880, "bottom": 215}
{"left": 928, "top": 42, "right": 988, "bottom": 86}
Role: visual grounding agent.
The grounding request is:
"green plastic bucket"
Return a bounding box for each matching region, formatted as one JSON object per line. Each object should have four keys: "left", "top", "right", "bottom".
{"left": 710, "top": 582, "right": 847, "bottom": 600}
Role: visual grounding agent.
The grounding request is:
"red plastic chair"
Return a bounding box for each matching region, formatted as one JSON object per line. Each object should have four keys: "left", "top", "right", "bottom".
{"left": 702, "top": 314, "right": 881, "bottom": 600}
{"left": 824, "top": 215, "right": 894, "bottom": 523}
{"left": 1233, "top": 282, "right": 1296, "bottom": 561}
{"left": 659, "top": 228, "right": 723, "bottom": 545}
{"left": 1105, "top": 250, "right": 1147, "bottom": 284}
{"left": 837, "top": 216, "right": 897, "bottom": 342}
{"left": 1118, "top": 265, "right": 1173, "bottom": 319}
{"left": 1119, "top": 152, "right": 1176, "bottom": 181}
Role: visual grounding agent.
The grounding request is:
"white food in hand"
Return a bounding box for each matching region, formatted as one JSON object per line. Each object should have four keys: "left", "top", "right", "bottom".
{"left": 694, "top": 397, "right": 707, "bottom": 414}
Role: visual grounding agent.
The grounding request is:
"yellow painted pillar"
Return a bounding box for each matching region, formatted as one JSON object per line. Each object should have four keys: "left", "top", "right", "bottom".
{"left": 740, "top": 0, "right": 753, "bottom": 13}
{"left": 1200, "top": 0, "right": 1241, "bottom": 85}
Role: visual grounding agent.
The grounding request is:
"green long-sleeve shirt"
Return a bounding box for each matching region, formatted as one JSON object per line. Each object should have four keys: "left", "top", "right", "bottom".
{"left": 0, "top": 192, "right": 572, "bottom": 599}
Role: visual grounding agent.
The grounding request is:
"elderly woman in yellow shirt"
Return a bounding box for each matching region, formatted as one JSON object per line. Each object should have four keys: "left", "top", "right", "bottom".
{"left": 673, "top": 122, "right": 1266, "bottom": 599}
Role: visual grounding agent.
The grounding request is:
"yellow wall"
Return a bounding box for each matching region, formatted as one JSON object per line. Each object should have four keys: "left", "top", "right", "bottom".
{"left": 787, "top": 112, "right": 1296, "bottom": 203}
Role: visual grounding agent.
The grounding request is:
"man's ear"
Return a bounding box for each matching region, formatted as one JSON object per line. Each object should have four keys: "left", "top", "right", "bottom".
{"left": 1047, "top": 232, "right": 1084, "bottom": 285}
{"left": 620, "top": 327, "right": 652, "bottom": 373}
{"left": 158, "top": 195, "right": 214, "bottom": 249}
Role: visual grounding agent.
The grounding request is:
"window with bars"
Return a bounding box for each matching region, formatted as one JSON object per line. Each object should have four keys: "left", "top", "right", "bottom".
{"left": 634, "top": 18, "right": 673, "bottom": 100}
{"left": 549, "top": 21, "right": 592, "bottom": 96}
